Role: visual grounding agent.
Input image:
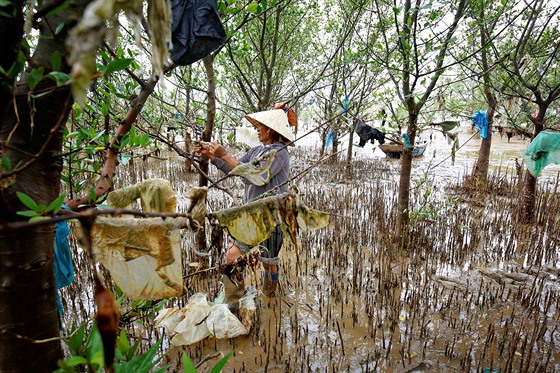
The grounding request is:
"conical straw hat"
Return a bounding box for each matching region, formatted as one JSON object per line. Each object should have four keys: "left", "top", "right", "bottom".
{"left": 245, "top": 109, "right": 295, "bottom": 143}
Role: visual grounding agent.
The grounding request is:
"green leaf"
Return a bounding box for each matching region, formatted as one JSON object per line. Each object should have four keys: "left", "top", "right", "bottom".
{"left": 102, "top": 100, "right": 110, "bottom": 116}
{"left": 183, "top": 354, "right": 197, "bottom": 373}
{"left": 28, "top": 67, "right": 45, "bottom": 90}
{"left": 16, "top": 210, "right": 38, "bottom": 217}
{"left": 47, "top": 0, "right": 70, "bottom": 17}
{"left": 66, "top": 322, "right": 86, "bottom": 356}
{"left": 47, "top": 193, "right": 66, "bottom": 214}
{"left": 87, "top": 187, "right": 97, "bottom": 204}
{"left": 209, "top": 351, "right": 233, "bottom": 373}
{"left": 16, "top": 191, "right": 39, "bottom": 210}
{"left": 55, "top": 23, "right": 65, "bottom": 36}
{"left": 29, "top": 216, "right": 50, "bottom": 223}
{"left": 101, "top": 58, "right": 134, "bottom": 75}
{"left": 64, "top": 356, "right": 89, "bottom": 367}
{"left": 247, "top": 2, "right": 259, "bottom": 12}
{"left": 86, "top": 325, "right": 105, "bottom": 371}
{"left": 48, "top": 71, "right": 71, "bottom": 86}
{"left": 117, "top": 329, "right": 130, "bottom": 357}
{"left": 115, "top": 339, "right": 164, "bottom": 373}
{"left": 1, "top": 155, "right": 11, "bottom": 171}
{"left": 51, "top": 51, "right": 62, "bottom": 70}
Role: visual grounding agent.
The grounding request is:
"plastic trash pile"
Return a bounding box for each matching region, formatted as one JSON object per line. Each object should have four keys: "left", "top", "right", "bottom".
{"left": 154, "top": 287, "right": 257, "bottom": 345}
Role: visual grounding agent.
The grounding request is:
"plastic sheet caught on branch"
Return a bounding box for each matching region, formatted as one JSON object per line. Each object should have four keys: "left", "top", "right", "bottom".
{"left": 90, "top": 179, "right": 207, "bottom": 300}
{"left": 107, "top": 178, "right": 178, "bottom": 213}
{"left": 214, "top": 193, "right": 329, "bottom": 247}
{"left": 229, "top": 150, "right": 277, "bottom": 186}
{"left": 91, "top": 217, "right": 186, "bottom": 299}
{"left": 67, "top": 0, "right": 172, "bottom": 106}
{"left": 523, "top": 131, "right": 560, "bottom": 177}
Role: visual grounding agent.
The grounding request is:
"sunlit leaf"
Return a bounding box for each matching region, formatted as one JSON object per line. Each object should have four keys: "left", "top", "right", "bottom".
{"left": 209, "top": 351, "right": 233, "bottom": 373}
{"left": 63, "top": 356, "right": 89, "bottom": 367}
{"left": 16, "top": 191, "right": 39, "bottom": 210}
{"left": 247, "top": 2, "right": 258, "bottom": 12}
{"left": 183, "top": 353, "right": 197, "bottom": 373}
{"left": 101, "top": 58, "right": 134, "bottom": 75}
{"left": 29, "top": 216, "right": 50, "bottom": 223}
{"left": 47, "top": 71, "right": 71, "bottom": 86}
{"left": 47, "top": 193, "right": 66, "bottom": 214}
{"left": 16, "top": 210, "right": 38, "bottom": 217}
{"left": 66, "top": 322, "right": 86, "bottom": 356}
{"left": 116, "top": 329, "right": 130, "bottom": 357}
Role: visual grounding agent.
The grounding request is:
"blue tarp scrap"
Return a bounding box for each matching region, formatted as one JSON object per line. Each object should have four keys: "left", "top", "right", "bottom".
{"left": 523, "top": 131, "right": 560, "bottom": 177}
{"left": 471, "top": 110, "right": 488, "bottom": 139}
{"left": 326, "top": 129, "right": 336, "bottom": 149}
{"left": 54, "top": 205, "right": 74, "bottom": 321}
{"left": 401, "top": 133, "right": 413, "bottom": 151}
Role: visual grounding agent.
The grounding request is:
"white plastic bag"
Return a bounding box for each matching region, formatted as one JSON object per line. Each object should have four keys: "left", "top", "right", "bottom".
{"left": 154, "top": 308, "right": 185, "bottom": 335}
{"left": 238, "top": 287, "right": 257, "bottom": 332}
{"left": 206, "top": 304, "right": 247, "bottom": 339}
{"left": 172, "top": 293, "right": 212, "bottom": 346}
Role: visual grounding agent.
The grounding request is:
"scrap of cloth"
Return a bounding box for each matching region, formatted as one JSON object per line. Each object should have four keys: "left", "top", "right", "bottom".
{"left": 170, "top": 0, "right": 226, "bottom": 65}
{"left": 523, "top": 131, "right": 560, "bottom": 177}
{"left": 214, "top": 193, "right": 329, "bottom": 248}
{"left": 354, "top": 118, "right": 385, "bottom": 147}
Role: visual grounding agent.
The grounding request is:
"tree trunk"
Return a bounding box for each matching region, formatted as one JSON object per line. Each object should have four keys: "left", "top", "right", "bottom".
{"left": 472, "top": 106, "right": 494, "bottom": 185}
{"left": 397, "top": 151, "right": 413, "bottom": 238}
{"left": 346, "top": 127, "right": 354, "bottom": 165}
{"left": 472, "top": 15, "right": 496, "bottom": 186}
{"left": 0, "top": 69, "right": 72, "bottom": 373}
{"left": 0, "top": 1, "right": 84, "bottom": 370}
{"left": 519, "top": 111, "right": 545, "bottom": 222}
{"left": 520, "top": 170, "right": 536, "bottom": 223}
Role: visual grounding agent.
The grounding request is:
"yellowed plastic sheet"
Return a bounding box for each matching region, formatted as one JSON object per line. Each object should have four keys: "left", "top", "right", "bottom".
{"left": 91, "top": 217, "right": 186, "bottom": 299}
{"left": 107, "top": 178, "right": 177, "bottom": 213}
{"left": 214, "top": 193, "right": 329, "bottom": 247}
{"left": 91, "top": 180, "right": 208, "bottom": 300}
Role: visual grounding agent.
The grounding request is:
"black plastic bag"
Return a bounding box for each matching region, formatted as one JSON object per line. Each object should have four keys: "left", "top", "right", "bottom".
{"left": 171, "top": 0, "right": 226, "bottom": 65}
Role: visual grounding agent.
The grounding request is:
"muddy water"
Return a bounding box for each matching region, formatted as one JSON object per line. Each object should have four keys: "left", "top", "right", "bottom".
{"left": 60, "top": 128, "right": 560, "bottom": 372}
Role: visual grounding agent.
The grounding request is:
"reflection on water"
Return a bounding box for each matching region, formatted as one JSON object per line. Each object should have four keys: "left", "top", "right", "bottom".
{"left": 61, "top": 129, "right": 560, "bottom": 372}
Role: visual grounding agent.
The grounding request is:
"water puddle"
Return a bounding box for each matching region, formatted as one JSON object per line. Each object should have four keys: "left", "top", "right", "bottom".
{"left": 60, "top": 128, "right": 560, "bottom": 372}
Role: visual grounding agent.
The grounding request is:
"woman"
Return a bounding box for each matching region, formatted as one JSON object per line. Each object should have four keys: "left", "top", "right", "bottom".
{"left": 194, "top": 107, "right": 295, "bottom": 301}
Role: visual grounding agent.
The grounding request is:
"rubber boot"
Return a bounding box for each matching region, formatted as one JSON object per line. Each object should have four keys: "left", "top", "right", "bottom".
{"left": 263, "top": 271, "right": 279, "bottom": 297}
{"left": 223, "top": 274, "right": 245, "bottom": 314}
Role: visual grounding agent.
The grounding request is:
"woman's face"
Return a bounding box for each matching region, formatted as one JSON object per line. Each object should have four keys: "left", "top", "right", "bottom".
{"left": 254, "top": 122, "right": 275, "bottom": 144}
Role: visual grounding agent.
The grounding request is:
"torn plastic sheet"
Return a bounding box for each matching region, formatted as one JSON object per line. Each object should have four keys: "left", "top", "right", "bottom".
{"left": 107, "top": 178, "right": 178, "bottom": 213}
{"left": 229, "top": 150, "right": 276, "bottom": 186}
{"left": 91, "top": 181, "right": 207, "bottom": 300}
{"left": 523, "top": 131, "right": 560, "bottom": 177}
{"left": 214, "top": 193, "right": 329, "bottom": 247}
{"left": 91, "top": 217, "right": 187, "bottom": 300}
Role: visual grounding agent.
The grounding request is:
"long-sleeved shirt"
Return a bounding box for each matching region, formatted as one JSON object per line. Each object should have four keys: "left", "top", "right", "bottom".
{"left": 211, "top": 142, "right": 290, "bottom": 203}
